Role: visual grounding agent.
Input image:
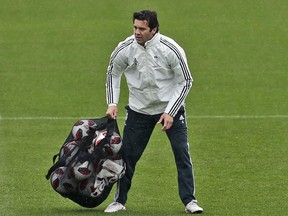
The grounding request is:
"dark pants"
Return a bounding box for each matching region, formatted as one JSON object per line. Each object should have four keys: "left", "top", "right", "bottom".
{"left": 115, "top": 106, "right": 196, "bottom": 206}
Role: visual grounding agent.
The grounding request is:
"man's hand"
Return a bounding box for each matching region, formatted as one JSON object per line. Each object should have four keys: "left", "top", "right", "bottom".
{"left": 157, "top": 113, "right": 174, "bottom": 131}
{"left": 106, "top": 105, "right": 118, "bottom": 119}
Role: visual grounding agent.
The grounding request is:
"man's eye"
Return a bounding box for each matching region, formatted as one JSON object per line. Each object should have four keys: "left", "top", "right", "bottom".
{"left": 134, "top": 27, "right": 145, "bottom": 31}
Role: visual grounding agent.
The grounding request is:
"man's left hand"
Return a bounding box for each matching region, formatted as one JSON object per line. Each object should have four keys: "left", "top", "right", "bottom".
{"left": 157, "top": 113, "right": 174, "bottom": 131}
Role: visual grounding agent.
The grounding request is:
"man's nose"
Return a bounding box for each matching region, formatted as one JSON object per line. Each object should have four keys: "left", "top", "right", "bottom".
{"left": 134, "top": 28, "right": 140, "bottom": 35}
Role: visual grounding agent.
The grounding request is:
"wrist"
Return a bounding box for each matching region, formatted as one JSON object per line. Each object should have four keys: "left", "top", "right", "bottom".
{"left": 108, "top": 103, "right": 117, "bottom": 107}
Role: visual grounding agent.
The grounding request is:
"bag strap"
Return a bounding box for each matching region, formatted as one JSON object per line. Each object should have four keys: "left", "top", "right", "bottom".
{"left": 96, "top": 118, "right": 116, "bottom": 147}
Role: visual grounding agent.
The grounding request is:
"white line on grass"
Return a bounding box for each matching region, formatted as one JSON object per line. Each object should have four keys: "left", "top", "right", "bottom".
{"left": 1, "top": 115, "right": 288, "bottom": 121}
{"left": 188, "top": 115, "right": 288, "bottom": 119}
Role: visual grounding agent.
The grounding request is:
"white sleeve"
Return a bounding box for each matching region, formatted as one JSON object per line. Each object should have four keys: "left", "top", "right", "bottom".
{"left": 106, "top": 38, "right": 134, "bottom": 105}
{"left": 106, "top": 52, "right": 125, "bottom": 105}
{"left": 164, "top": 44, "right": 193, "bottom": 117}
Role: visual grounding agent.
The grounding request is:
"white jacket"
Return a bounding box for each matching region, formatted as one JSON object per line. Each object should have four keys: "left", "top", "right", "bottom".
{"left": 106, "top": 33, "right": 193, "bottom": 117}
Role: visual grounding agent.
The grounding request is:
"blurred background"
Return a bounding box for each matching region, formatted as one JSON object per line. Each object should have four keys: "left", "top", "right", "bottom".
{"left": 1, "top": 0, "right": 287, "bottom": 215}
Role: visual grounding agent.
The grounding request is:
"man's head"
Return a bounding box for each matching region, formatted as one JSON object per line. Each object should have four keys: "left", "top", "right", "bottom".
{"left": 132, "top": 10, "right": 159, "bottom": 46}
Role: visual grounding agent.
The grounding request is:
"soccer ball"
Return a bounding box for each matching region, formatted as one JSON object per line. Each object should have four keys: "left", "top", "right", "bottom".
{"left": 50, "top": 167, "right": 77, "bottom": 194}
{"left": 72, "top": 161, "right": 94, "bottom": 181}
{"left": 78, "top": 176, "right": 96, "bottom": 197}
{"left": 94, "top": 130, "right": 107, "bottom": 145}
{"left": 94, "top": 131, "right": 122, "bottom": 156}
{"left": 72, "top": 120, "right": 96, "bottom": 140}
{"left": 109, "top": 133, "right": 122, "bottom": 155}
{"left": 59, "top": 141, "right": 79, "bottom": 165}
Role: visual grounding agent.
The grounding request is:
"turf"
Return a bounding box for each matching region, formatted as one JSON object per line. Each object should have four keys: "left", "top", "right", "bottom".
{"left": 1, "top": 0, "right": 288, "bottom": 215}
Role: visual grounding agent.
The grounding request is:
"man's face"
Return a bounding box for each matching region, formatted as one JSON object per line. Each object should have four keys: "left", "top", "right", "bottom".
{"left": 133, "top": 19, "right": 156, "bottom": 46}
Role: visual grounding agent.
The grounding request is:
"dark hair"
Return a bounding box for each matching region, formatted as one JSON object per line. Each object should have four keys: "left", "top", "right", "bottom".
{"left": 133, "top": 10, "right": 159, "bottom": 33}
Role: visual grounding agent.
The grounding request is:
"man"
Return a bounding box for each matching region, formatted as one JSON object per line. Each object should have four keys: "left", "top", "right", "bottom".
{"left": 105, "top": 10, "right": 203, "bottom": 214}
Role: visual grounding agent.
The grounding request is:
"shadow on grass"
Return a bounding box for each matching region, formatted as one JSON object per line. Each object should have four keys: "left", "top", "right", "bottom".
{"left": 49, "top": 207, "right": 105, "bottom": 215}
{"left": 47, "top": 207, "right": 186, "bottom": 216}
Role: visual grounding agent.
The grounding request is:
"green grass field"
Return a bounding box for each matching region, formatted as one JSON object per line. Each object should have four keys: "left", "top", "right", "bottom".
{"left": 1, "top": 0, "right": 288, "bottom": 215}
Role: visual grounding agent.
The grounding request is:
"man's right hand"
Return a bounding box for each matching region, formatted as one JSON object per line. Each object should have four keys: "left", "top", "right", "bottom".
{"left": 106, "top": 105, "right": 118, "bottom": 119}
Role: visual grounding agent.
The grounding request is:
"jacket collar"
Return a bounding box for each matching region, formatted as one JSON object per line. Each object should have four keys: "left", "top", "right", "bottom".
{"left": 134, "top": 33, "right": 160, "bottom": 49}
{"left": 144, "top": 32, "right": 160, "bottom": 48}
